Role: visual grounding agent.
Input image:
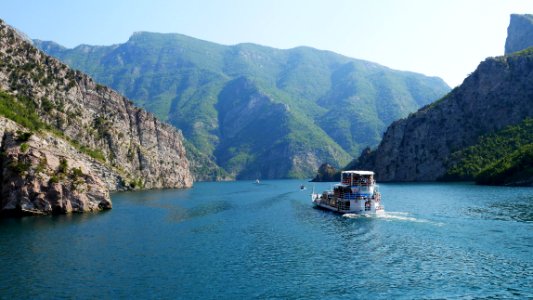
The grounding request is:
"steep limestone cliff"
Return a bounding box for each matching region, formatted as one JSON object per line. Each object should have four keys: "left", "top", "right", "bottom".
{"left": 354, "top": 49, "right": 533, "bottom": 181}
{"left": 0, "top": 19, "right": 192, "bottom": 215}
{"left": 505, "top": 14, "right": 533, "bottom": 54}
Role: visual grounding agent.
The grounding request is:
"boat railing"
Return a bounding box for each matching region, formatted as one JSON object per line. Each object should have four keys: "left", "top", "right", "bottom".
{"left": 341, "top": 180, "right": 376, "bottom": 186}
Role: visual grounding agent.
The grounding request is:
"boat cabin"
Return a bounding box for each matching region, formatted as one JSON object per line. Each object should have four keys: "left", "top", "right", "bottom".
{"left": 340, "top": 170, "right": 375, "bottom": 186}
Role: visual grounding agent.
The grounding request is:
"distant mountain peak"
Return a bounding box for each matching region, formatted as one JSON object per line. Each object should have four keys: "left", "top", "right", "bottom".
{"left": 504, "top": 13, "right": 533, "bottom": 54}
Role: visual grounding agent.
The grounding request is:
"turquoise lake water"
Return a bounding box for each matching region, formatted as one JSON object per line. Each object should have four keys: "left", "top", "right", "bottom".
{"left": 0, "top": 180, "right": 532, "bottom": 299}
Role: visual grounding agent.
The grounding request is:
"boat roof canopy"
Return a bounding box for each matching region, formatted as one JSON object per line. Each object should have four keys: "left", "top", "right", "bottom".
{"left": 334, "top": 183, "right": 349, "bottom": 187}
{"left": 341, "top": 170, "right": 374, "bottom": 175}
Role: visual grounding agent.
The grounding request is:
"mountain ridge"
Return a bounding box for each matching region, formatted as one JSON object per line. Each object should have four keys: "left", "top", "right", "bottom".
{"left": 34, "top": 30, "right": 450, "bottom": 179}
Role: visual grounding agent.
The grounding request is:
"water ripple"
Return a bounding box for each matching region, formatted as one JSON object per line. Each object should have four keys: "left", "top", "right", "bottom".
{"left": 1, "top": 181, "right": 531, "bottom": 299}
{"left": 465, "top": 201, "right": 533, "bottom": 223}
{"left": 167, "top": 200, "right": 234, "bottom": 223}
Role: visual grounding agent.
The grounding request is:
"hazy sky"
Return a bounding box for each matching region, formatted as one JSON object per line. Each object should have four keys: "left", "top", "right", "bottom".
{"left": 2, "top": 0, "right": 532, "bottom": 87}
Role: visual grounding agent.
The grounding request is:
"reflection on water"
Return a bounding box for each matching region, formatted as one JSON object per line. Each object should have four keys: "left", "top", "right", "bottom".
{"left": 167, "top": 200, "right": 234, "bottom": 223}
{"left": 0, "top": 209, "right": 110, "bottom": 229}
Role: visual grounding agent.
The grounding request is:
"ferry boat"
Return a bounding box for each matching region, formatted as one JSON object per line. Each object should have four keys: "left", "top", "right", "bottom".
{"left": 311, "top": 170, "right": 383, "bottom": 214}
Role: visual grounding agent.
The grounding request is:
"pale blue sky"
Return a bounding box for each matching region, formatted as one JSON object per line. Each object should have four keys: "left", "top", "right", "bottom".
{"left": 2, "top": 0, "right": 532, "bottom": 87}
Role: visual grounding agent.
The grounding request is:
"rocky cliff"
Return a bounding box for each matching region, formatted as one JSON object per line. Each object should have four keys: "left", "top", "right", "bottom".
{"left": 353, "top": 49, "right": 533, "bottom": 181}
{"left": 505, "top": 14, "right": 533, "bottom": 54}
{"left": 0, "top": 19, "right": 193, "bottom": 216}
{"left": 310, "top": 163, "right": 340, "bottom": 182}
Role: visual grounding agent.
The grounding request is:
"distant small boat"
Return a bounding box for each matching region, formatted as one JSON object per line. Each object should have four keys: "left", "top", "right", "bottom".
{"left": 300, "top": 185, "right": 306, "bottom": 190}
{"left": 311, "top": 170, "right": 383, "bottom": 214}
{"left": 255, "top": 179, "right": 260, "bottom": 184}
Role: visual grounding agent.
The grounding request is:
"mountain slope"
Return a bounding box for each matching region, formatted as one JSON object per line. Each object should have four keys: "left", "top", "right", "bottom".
{"left": 442, "top": 118, "right": 533, "bottom": 181}
{"left": 35, "top": 32, "right": 450, "bottom": 179}
{"left": 0, "top": 19, "right": 192, "bottom": 216}
{"left": 352, "top": 48, "right": 533, "bottom": 181}
{"left": 475, "top": 143, "right": 533, "bottom": 186}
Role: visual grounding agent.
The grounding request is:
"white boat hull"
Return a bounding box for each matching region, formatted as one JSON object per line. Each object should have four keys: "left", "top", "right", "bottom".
{"left": 311, "top": 193, "right": 384, "bottom": 214}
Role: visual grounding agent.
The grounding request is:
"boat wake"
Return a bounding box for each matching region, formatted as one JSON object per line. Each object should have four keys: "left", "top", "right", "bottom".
{"left": 342, "top": 213, "right": 375, "bottom": 219}
{"left": 343, "top": 211, "right": 444, "bottom": 226}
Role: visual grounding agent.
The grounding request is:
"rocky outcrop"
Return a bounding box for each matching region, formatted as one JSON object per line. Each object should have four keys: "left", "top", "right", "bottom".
{"left": 354, "top": 50, "right": 533, "bottom": 181}
{"left": 0, "top": 117, "right": 111, "bottom": 216}
{"left": 505, "top": 14, "right": 533, "bottom": 54}
{"left": 310, "top": 163, "right": 340, "bottom": 182}
{"left": 0, "top": 19, "right": 192, "bottom": 216}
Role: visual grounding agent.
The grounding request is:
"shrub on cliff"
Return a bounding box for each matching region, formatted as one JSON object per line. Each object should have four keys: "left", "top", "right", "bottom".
{"left": 475, "top": 144, "right": 533, "bottom": 186}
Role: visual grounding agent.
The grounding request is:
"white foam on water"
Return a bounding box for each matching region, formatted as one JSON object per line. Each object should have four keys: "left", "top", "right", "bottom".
{"left": 379, "top": 211, "right": 422, "bottom": 222}
{"left": 342, "top": 213, "right": 372, "bottom": 219}
{"left": 343, "top": 211, "right": 444, "bottom": 226}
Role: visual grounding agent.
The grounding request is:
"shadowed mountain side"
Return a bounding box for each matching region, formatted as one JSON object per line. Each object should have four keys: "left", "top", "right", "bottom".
{"left": 351, "top": 48, "right": 533, "bottom": 182}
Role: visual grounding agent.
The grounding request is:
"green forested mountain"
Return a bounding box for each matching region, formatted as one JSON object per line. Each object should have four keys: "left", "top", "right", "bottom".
{"left": 35, "top": 32, "right": 449, "bottom": 179}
